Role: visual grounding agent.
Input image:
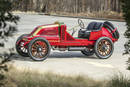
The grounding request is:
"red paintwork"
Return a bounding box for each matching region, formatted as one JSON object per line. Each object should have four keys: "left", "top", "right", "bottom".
{"left": 19, "top": 23, "right": 118, "bottom": 49}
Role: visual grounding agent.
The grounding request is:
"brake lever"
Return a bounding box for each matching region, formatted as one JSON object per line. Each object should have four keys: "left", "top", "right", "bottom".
{"left": 72, "top": 28, "right": 77, "bottom": 36}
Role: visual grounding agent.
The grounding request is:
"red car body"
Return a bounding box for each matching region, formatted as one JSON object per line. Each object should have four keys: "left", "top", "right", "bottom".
{"left": 20, "top": 23, "right": 117, "bottom": 47}
{"left": 16, "top": 21, "right": 119, "bottom": 61}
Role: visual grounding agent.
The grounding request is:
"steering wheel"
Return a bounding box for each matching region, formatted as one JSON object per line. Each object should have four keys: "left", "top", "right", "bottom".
{"left": 78, "top": 19, "right": 85, "bottom": 29}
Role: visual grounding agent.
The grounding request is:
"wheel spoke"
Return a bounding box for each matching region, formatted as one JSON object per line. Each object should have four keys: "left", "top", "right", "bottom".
{"left": 19, "top": 41, "right": 28, "bottom": 53}
{"left": 31, "top": 40, "right": 48, "bottom": 58}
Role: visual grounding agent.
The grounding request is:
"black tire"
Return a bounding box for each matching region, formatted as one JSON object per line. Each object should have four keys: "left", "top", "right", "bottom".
{"left": 16, "top": 34, "right": 29, "bottom": 57}
{"left": 94, "top": 37, "right": 114, "bottom": 59}
{"left": 28, "top": 37, "right": 51, "bottom": 61}
{"left": 104, "top": 21, "right": 119, "bottom": 39}
{"left": 81, "top": 48, "right": 94, "bottom": 56}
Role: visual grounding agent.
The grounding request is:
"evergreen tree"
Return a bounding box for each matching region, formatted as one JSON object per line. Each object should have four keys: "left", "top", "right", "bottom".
{"left": 0, "top": 0, "right": 19, "bottom": 60}
{"left": 0, "top": 0, "right": 19, "bottom": 86}
{"left": 0, "top": 0, "right": 19, "bottom": 40}
{"left": 120, "top": 0, "right": 130, "bottom": 70}
{"left": 121, "top": 0, "right": 130, "bottom": 38}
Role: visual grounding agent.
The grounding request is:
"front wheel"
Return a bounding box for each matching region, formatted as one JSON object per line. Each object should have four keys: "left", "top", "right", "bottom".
{"left": 94, "top": 37, "right": 114, "bottom": 59}
{"left": 28, "top": 37, "right": 51, "bottom": 61}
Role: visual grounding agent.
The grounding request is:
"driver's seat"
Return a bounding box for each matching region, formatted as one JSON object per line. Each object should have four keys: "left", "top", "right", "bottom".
{"left": 78, "top": 22, "right": 103, "bottom": 39}
{"left": 87, "top": 22, "right": 103, "bottom": 31}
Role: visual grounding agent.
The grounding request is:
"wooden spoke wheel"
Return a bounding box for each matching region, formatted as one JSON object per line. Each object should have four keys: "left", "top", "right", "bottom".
{"left": 81, "top": 48, "right": 94, "bottom": 56}
{"left": 16, "top": 34, "right": 29, "bottom": 57}
{"left": 94, "top": 37, "right": 114, "bottom": 59}
{"left": 28, "top": 37, "right": 51, "bottom": 61}
{"left": 97, "top": 40, "right": 112, "bottom": 56}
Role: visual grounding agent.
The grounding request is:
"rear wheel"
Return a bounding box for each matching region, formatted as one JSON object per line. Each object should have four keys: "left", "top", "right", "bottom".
{"left": 16, "top": 34, "right": 29, "bottom": 57}
{"left": 81, "top": 48, "right": 94, "bottom": 56}
{"left": 28, "top": 37, "right": 51, "bottom": 61}
{"left": 94, "top": 37, "right": 114, "bottom": 59}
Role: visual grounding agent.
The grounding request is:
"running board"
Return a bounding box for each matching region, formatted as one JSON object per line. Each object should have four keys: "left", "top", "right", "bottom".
{"left": 68, "top": 47, "right": 86, "bottom": 51}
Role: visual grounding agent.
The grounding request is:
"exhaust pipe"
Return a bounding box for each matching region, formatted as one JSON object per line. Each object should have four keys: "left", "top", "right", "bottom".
{"left": 68, "top": 47, "right": 86, "bottom": 51}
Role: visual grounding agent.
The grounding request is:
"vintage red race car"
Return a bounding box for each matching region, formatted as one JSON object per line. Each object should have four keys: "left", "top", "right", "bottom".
{"left": 16, "top": 19, "right": 119, "bottom": 61}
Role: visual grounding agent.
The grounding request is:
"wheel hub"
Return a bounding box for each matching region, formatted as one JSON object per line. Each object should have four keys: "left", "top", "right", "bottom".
{"left": 101, "top": 45, "right": 108, "bottom": 51}
{"left": 37, "top": 47, "right": 43, "bottom": 52}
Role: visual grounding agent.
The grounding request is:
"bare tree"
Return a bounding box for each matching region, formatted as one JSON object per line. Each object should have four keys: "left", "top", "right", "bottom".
{"left": 12, "top": 0, "right": 121, "bottom": 14}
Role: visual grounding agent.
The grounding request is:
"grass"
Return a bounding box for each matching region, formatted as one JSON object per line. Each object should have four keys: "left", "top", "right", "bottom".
{"left": 7, "top": 69, "right": 103, "bottom": 87}
{"left": 106, "top": 74, "right": 130, "bottom": 87}
{"left": 127, "top": 58, "right": 130, "bottom": 70}
{"left": 1, "top": 67, "right": 129, "bottom": 87}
